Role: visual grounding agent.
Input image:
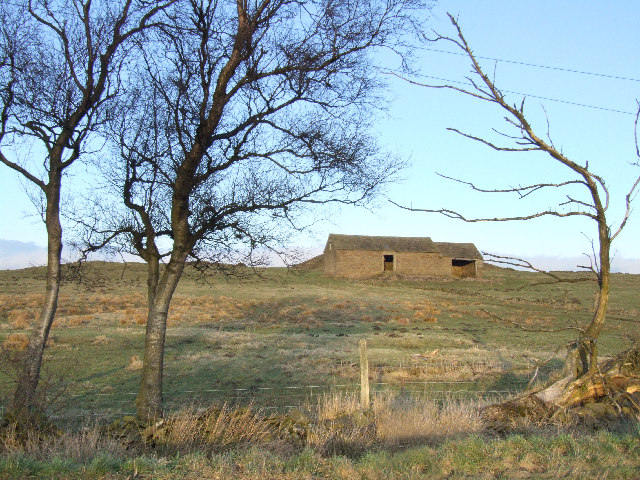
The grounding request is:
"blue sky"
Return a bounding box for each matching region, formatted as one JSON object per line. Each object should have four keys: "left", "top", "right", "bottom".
{"left": 299, "top": 1, "right": 640, "bottom": 272}
{"left": 1, "top": 1, "right": 640, "bottom": 272}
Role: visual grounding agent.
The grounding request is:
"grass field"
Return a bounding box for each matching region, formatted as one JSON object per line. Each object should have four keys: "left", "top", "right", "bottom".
{"left": 0, "top": 261, "right": 639, "bottom": 478}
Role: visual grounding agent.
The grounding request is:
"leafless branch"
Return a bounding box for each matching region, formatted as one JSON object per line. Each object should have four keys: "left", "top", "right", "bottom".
{"left": 436, "top": 173, "right": 584, "bottom": 199}
{"left": 482, "top": 309, "right": 584, "bottom": 334}
{"left": 635, "top": 100, "right": 640, "bottom": 161}
{"left": 389, "top": 12, "right": 640, "bottom": 355}
{"left": 389, "top": 198, "right": 596, "bottom": 222}
{"left": 611, "top": 103, "right": 640, "bottom": 241}
{"left": 446, "top": 127, "right": 539, "bottom": 152}
{"left": 482, "top": 253, "right": 594, "bottom": 289}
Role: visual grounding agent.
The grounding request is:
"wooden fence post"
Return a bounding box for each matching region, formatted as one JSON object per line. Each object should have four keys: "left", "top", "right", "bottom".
{"left": 360, "top": 339, "right": 370, "bottom": 409}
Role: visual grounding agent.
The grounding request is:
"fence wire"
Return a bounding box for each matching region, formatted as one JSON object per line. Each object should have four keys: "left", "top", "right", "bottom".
{"left": 2, "top": 356, "right": 534, "bottom": 428}
{"left": 39, "top": 377, "right": 529, "bottom": 428}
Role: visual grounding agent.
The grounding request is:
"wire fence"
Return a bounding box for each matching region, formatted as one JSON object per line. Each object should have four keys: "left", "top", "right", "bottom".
{"left": 33, "top": 359, "right": 533, "bottom": 428}
{"left": 0, "top": 343, "right": 538, "bottom": 428}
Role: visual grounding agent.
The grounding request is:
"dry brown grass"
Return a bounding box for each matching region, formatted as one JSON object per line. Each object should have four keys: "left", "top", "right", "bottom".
{"left": 163, "top": 295, "right": 250, "bottom": 326}
{"left": 308, "top": 391, "right": 485, "bottom": 455}
{"left": 316, "top": 392, "right": 362, "bottom": 421}
{"left": 2, "top": 333, "right": 29, "bottom": 351}
{"left": 56, "top": 314, "right": 93, "bottom": 327}
{"left": 133, "top": 311, "right": 146, "bottom": 325}
{"left": 126, "top": 355, "right": 143, "bottom": 371}
{"left": 0, "top": 422, "right": 128, "bottom": 462}
{"left": 149, "top": 404, "right": 279, "bottom": 454}
{"left": 0, "top": 293, "right": 44, "bottom": 311}
{"left": 374, "top": 354, "right": 508, "bottom": 383}
{"left": 3, "top": 291, "right": 259, "bottom": 329}
{"left": 92, "top": 335, "right": 111, "bottom": 345}
{"left": 7, "top": 310, "right": 34, "bottom": 329}
{"left": 373, "top": 395, "right": 483, "bottom": 443}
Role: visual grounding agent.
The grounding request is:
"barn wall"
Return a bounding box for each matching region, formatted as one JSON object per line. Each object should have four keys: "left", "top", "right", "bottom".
{"left": 332, "top": 250, "right": 384, "bottom": 277}
{"left": 323, "top": 242, "right": 338, "bottom": 275}
{"left": 329, "top": 250, "right": 455, "bottom": 278}
{"left": 476, "top": 260, "right": 483, "bottom": 278}
{"left": 395, "top": 252, "right": 452, "bottom": 277}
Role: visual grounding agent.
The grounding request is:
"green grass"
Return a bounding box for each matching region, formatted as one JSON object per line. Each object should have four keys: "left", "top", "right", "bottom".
{"left": 1, "top": 262, "right": 639, "bottom": 477}
{"left": 1, "top": 431, "right": 639, "bottom": 479}
{"left": 0, "top": 262, "right": 638, "bottom": 420}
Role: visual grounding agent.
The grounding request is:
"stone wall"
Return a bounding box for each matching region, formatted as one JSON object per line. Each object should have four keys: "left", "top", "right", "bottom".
{"left": 326, "top": 249, "right": 458, "bottom": 278}
{"left": 323, "top": 243, "right": 338, "bottom": 275}
{"left": 331, "top": 250, "right": 384, "bottom": 277}
{"left": 395, "top": 252, "right": 452, "bottom": 277}
{"left": 476, "top": 260, "right": 483, "bottom": 278}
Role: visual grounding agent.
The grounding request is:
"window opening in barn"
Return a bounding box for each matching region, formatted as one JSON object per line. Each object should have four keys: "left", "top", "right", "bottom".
{"left": 384, "top": 255, "right": 394, "bottom": 271}
{"left": 452, "top": 259, "right": 476, "bottom": 278}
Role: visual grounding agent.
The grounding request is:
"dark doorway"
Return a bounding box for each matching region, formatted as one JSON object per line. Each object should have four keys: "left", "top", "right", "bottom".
{"left": 384, "top": 255, "right": 394, "bottom": 271}
{"left": 452, "top": 259, "right": 476, "bottom": 278}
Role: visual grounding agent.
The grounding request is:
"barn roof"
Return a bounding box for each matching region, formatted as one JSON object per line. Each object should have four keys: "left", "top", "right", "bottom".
{"left": 326, "top": 234, "right": 483, "bottom": 259}
{"left": 326, "top": 234, "right": 439, "bottom": 253}
{"left": 434, "top": 242, "right": 483, "bottom": 260}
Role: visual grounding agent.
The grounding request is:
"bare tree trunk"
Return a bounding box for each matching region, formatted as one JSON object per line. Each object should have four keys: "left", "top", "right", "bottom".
{"left": 10, "top": 178, "right": 62, "bottom": 421}
{"left": 136, "top": 254, "right": 187, "bottom": 421}
{"left": 585, "top": 235, "right": 611, "bottom": 342}
{"left": 1, "top": 0, "right": 180, "bottom": 425}
{"left": 136, "top": 302, "right": 168, "bottom": 420}
{"left": 572, "top": 217, "right": 611, "bottom": 375}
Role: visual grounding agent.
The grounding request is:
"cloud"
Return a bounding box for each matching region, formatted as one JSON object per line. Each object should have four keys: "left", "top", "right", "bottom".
{"left": 0, "top": 239, "right": 48, "bottom": 270}
{"left": 0, "top": 239, "right": 150, "bottom": 270}
{"left": 611, "top": 257, "right": 640, "bottom": 274}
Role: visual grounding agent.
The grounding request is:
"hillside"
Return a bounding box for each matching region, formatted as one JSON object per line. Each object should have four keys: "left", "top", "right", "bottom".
{"left": 1, "top": 262, "right": 639, "bottom": 477}
{"left": 293, "top": 253, "right": 324, "bottom": 271}
{"left": 2, "top": 262, "right": 638, "bottom": 415}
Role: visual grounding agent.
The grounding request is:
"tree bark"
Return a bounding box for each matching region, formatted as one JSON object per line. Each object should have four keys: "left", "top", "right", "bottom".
{"left": 584, "top": 236, "right": 610, "bottom": 341}
{"left": 136, "top": 253, "right": 187, "bottom": 421}
{"left": 573, "top": 203, "right": 611, "bottom": 374}
{"left": 10, "top": 175, "right": 62, "bottom": 421}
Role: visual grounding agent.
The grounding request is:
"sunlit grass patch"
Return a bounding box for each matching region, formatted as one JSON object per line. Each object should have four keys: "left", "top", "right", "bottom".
{"left": 2, "top": 332, "right": 29, "bottom": 351}
{"left": 308, "top": 391, "right": 485, "bottom": 456}
{"left": 0, "top": 262, "right": 637, "bottom": 436}
{"left": 149, "top": 404, "right": 279, "bottom": 455}
{"left": 126, "top": 355, "right": 143, "bottom": 371}
{"left": 6, "top": 309, "right": 35, "bottom": 329}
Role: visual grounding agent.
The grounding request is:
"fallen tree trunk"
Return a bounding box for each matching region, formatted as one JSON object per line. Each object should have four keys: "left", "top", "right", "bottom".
{"left": 482, "top": 344, "right": 640, "bottom": 430}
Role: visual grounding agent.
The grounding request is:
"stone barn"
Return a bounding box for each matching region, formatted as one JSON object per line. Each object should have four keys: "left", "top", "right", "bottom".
{"left": 323, "top": 234, "right": 483, "bottom": 279}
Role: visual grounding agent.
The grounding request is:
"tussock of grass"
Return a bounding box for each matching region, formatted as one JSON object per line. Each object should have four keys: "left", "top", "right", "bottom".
{"left": 2, "top": 333, "right": 29, "bottom": 351}
{"left": 126, "top": 355, "right": 143, "bottom": 371}
{"left": 374, "top": 395, "right": 484, "bottom": 445}
{"left": 2, "top": 427, "right": 639, "bottom": 479}
{"left": 0, "top": 423, "right": 128, "bottom": 464}
{"left": 146, "top": 404, "right": 281, "bottom": 455}
{"left": 308, "top": 392, "right": 486, "bottom": 457}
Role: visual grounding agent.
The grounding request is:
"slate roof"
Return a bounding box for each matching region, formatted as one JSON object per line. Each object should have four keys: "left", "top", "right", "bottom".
{"left": 434, "top": 242, "right": 483, "bottom": 260}
{"left": 326, "top": 234, "right": 482, "bottom": 259}
{"left": 326, "top": 234, "right": 438, "bottom": 253}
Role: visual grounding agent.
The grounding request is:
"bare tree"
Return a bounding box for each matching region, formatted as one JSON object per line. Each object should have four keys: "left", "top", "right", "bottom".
{"left": 392, "top": 14, "right": 640, "bottom": 379}
{"left": 0, "top": 0, "right": 174, "bottom": 422}
{"left": 81, "top": 0, "right": 427, "bottom": 420}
